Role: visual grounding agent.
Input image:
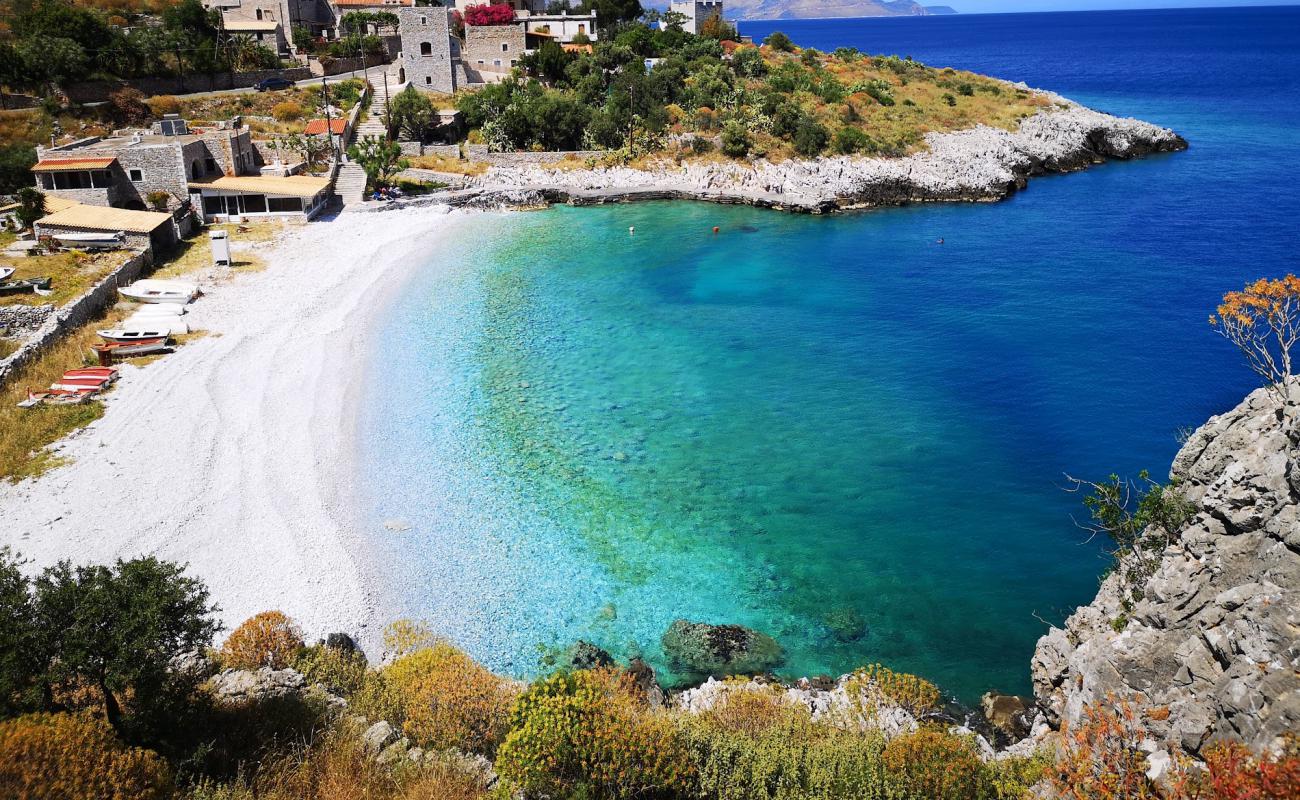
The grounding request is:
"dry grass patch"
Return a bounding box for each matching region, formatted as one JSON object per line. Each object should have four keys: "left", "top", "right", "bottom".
{"left": 0, "top": 249, "right": 128, "bottom": 308}
{"left": 0, "top": 221, "right": 264, "bottom": 481}
{"left": 406, "top": 153, "right": 488, "bottom": 176}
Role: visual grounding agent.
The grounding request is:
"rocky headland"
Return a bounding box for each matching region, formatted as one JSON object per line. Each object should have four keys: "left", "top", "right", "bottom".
{"left": 438, "top": 99, "right": 1187, "bottom": 215}
{"left": 1032, "top": 385, "right": 1299, "bottom": 762}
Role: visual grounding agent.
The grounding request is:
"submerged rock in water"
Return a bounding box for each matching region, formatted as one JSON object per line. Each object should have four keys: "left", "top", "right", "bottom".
{"left": 661, "top": 619, "right": 785, "bottom": 681}
{"left": 560, "top": 640, "right": 615, "bottom": 671}
{"left": 822, "top": 606, "right": 869, "bottom": 643}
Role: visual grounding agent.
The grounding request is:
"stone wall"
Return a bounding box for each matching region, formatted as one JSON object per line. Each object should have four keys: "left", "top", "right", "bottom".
{"left": 399, "top": 142, "right": 459, "bottom": 157}
{"left": 0, "top": 305, "right": 54, "bottom": 337}
{"left": 0, "top": 252, "right": 152, "bottom": 388}
{"left": 64, "top": 68, "right": 313, "bottom": 104}
{"left": 464, "top": 145, "right": 604, "bottom": 165}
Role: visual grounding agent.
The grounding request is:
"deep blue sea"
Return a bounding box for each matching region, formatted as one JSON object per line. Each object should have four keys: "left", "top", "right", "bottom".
{"left": 360, "top": 6, "right": 1300, "bottom": 702}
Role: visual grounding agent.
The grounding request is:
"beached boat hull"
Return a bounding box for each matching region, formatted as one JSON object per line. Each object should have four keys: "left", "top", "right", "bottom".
{"left": 119, "top": 288, "right": 194, "bottom": 304}
{"left": 52, "top": 232, "right": 125, "bottom": 250}
{"left": 98, "top": 328, "right": 174, "bottom": 343}
{"left": 124, "top": 316, "right": 189, "bottom": 335}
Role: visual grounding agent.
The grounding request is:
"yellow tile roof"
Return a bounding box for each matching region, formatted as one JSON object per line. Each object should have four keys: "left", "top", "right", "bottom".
{"left": 42, "top": 195, "right": 82, "bottom": 213}
{"left": 32, "top": 157, "right": 117, "bottom": 172}
{"left": 191, "top": 174, "right": 332, "bottom": 198}
{"left": 224, "top": 20, "right": 281, "bottom": 31}
{"left": 39, "top": 204, "right": 172, "bottom": 234}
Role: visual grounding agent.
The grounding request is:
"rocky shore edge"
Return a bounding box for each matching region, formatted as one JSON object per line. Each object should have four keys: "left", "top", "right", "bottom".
{"left": 379, "top": 98, "right": 1186, "bottom": 215}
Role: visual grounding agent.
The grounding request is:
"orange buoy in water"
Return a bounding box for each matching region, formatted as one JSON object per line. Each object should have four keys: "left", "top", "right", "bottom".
{"left": 712, "top": 226, "right": 720, "bottom": 233}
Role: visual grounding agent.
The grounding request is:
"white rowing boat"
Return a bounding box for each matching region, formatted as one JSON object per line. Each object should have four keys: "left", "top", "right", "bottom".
{"left": 98, "top": 327, "right": 174, "bottom": 343}
{"left": 124, "top": 315, "right": 189, "bottom": 335}
{"left": 52, "top": 231, "right": 125, "bottom": 250}
{"left": 119, "top": 279, "right": 200, "bottom": 304}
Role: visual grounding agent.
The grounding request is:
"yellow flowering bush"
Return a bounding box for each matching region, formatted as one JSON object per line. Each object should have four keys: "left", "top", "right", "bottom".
{"left": 882, "top": 727, "right": 986, "bottom": 800}
{"left": 496, "top": 668, "right": 694, "bottom": 799}
{"left": 384, "top": 641, "right": 517, "bottom": 755}
{"left": 844, "top": 663, "right": 942, "bottom": 717}
{"left": 0, "top": 712, "right": 172, "bottom": 800}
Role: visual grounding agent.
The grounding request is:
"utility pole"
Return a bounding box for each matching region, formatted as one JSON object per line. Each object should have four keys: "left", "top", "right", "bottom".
{"left": 383, "top": 69, "right": 391, "bottom": 123}
{"left": 322, "top": 76, "right": 339, "bottom": 162}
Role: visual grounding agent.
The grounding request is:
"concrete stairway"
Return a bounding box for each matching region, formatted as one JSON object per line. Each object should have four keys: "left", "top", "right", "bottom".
{"left": 354, "top": 83, "right": 392, "bottom": 142}
{"left": 334, "top": 162, "right": 368, "bottom": 206}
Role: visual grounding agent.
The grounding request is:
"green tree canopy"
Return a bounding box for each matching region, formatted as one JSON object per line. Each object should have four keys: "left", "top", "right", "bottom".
{"left": 32, "top": 557, "right": 219, "bottom": 732}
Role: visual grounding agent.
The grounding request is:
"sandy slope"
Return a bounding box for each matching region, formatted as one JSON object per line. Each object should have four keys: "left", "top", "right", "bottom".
{"left": 0, "top": 204, "right": 465, "bottom": 644}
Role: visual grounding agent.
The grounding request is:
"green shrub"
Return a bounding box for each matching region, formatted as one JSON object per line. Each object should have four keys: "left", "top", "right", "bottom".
{"left": 293, "top": 645, "right": 367, "bottom": 697}
{"left": 793, "top": 119, "right": 829, "bottom": 156}
{"left": 689, "top": 136, "right": 715, "bottom": 155}
{"left": 496, "top": 668, "right": 693, "bottom": 800}
{"left": 680, "top": 711, "right": 887, "bottom": 800}
{"left": 764, "top": 31, "right": 794, "bottom": 52}
{"left": 833, "top": 127, "right": 871, "bottom": 155}
{"left": 943, "top": 93, "right": 957, "bottom": 107}
{"left": 0, "top": 712, "right": 173, "bottom": 800}
{"left": 720, "top": 122, "right": 751, "bottom": 158}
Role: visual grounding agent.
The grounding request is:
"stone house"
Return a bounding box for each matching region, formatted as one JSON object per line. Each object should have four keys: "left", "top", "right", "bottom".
{"left": 670, "top": 0, "right": 725, "bottom": 35}
{"left": 33, "top": 116, "right": 331, "bottom": 223}
{"left": 224, "top": 18, "right": 290, "bottom": 55}
{"left": 35, "top": 204, "right": 179, "bottom": 254}
{"left": 34, "top": 117, "right": 257, "bottom": 212}
{"left": 394, "top": 7, "right": 461, "bottom": 93}
{"left": 209, "top": 0, "right": 338, "bottom": 44}
{"left": 463, "top": 22, "right": 525, "bottom": 77}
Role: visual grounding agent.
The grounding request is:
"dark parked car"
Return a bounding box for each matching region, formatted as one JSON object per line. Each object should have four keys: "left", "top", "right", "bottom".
{"left": 253, "top": 76, "right": 295, "bottom": 92}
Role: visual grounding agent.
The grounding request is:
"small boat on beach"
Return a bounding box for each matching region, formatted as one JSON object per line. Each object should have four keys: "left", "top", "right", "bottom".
{"left": 128, "top": 303, "right": 188, "bottom": 316}
{"left": 119, "top": 279, "right": 200, "bottom": 304}
{"left": 97, "top": 327, "right": 173, "bottom": 344}
{"left": 125, "top": 316, "right": 188, "bottom": 335}
{"left": 0, "top": 276, "right": 52, "bottom": 295}
{"left": 92, "top": 337, "right": 170, "bottom": 358}
{"left": 19, "top": 388, "right": 92, "bottom": 408}
{"left": 0, "top": 267, "right": 13, "bottom": 282}
{"left": 51, "top": 231, "right": 125, "bottom": 250}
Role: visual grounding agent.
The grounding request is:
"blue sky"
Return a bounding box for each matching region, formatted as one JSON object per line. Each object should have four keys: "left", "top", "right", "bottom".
{"left": 945, "top": 0, "right": 1296, "bottom": 11}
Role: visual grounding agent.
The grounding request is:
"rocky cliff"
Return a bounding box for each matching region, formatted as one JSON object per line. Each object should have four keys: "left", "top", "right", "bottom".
{"left": 455, "top": 100, "right": 1187, "bottom": 214}
{"left": 1032, "top": 386, "right": 1299, "bottom": 759}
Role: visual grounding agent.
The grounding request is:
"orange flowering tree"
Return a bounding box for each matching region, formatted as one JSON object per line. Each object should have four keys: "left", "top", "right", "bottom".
{"left": 220, "top": 610, "right": 304, "bottom": 670}
{"left": 1210, "top": 275, "right": 1300, "bottom": 407}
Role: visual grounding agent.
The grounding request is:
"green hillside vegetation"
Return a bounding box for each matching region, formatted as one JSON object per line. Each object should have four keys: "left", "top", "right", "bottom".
{"left": 443, "top": 23, "right": 1051, "bottom": 162}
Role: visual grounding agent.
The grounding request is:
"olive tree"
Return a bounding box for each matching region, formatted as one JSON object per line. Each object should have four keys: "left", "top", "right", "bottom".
{"left": 33, "top": 557, "right": 219, "bottom": 732}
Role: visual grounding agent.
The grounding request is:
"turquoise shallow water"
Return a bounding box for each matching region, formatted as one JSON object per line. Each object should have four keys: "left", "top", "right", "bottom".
{"left": 359, "top": 7, "right": 1300, "bottom": 702}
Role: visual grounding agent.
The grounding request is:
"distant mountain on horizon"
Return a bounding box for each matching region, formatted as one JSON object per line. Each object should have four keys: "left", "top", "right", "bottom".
{"left": 716, "top": 0, "right": 957, "bottom": 20}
